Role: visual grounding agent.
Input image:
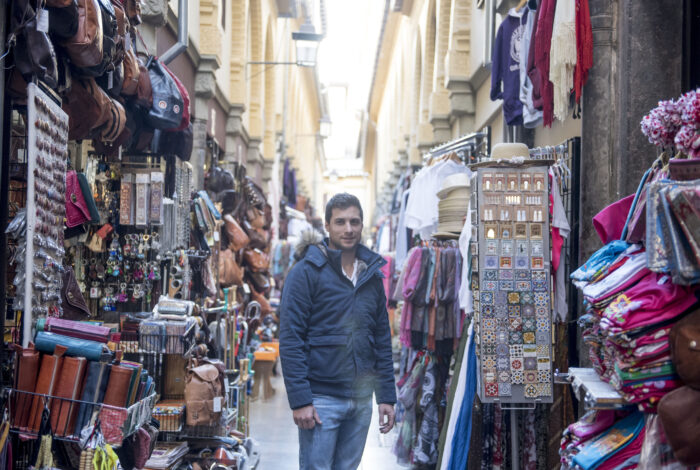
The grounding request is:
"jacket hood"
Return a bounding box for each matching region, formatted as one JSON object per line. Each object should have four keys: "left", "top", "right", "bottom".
{"left": 293, "top": 230, "right": 325, "bottom": 261}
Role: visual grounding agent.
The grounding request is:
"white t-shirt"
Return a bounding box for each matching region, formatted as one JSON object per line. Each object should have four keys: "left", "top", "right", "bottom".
{"left": 343, "top": 258, "right": 360, "bottom": 286}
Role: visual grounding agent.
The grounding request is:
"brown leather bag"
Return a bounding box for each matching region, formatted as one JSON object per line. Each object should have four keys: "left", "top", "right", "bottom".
{"left": 63, "top": 78, "right": 111, "bottom": 141}
{"left": 135, "top": 61, "right": 153, "bottom": 108}
{"left": 243, "top": 220, "right": 268, "bottom": 250}
{"left": 185, "top": 360, "right": 223, "bottom": 426}
{"left": 250, "top": 288, "right": 272, "bottom": 315}
{"left": 658, "top": 386, "right": 700, "bottom": 466}
{"left": 121, "top": 49, "right": 140, "bottom": 95}
{"left": 61, "top": 267, "right": 91, "bottom": 319}
{"left": 124, "top": 0, "right": 142, "bottom": 25}
{"left": 62, "top": 0, "right": 104, "bottom": 68}
{"left": 670, "top": 306, "right": 700, "bottom": 389}
{"left": 243, "top": 248, "right": 269, "bottom": 272}
{"left": 218, "top": 249, "right": 244, "bottom": 287}
{"left": 223, "top": 214, "right": 249, "bottom": 251}
{"left": 246, "top": 207, "right": 265, "bottom": 230}
{"left": 99, "top": 98, "right": 127, "bottom": 142}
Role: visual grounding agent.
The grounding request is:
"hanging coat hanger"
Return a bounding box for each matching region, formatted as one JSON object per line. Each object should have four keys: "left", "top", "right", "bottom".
{"left": 516, "top": 0, "right": 528, "bottom": 11}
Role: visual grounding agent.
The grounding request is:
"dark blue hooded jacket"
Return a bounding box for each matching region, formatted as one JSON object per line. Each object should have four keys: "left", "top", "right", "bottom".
{"left": 279, "top": 237, "right": 397, "bottom": 410}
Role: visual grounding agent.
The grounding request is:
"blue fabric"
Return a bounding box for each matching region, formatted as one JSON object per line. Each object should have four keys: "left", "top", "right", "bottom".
{"left": 570, "top": 240, "right": 630, "bottom": 282}
{"left": 447, "top": 328, "right": 477, "bottom": 470}
{"left": 572, "top": 412, "right": 645, "bottom": 470}
{"left": 490, "top": 10, "right": 528, "bottom": 126}
{"left": 298, "top": 394, "right": 373, "bottom": 470}
{"left": 621, "top": 167, "right": 652, "bottom": 240}
{"left": 279, "top": 240, "right": 396, "bottom": 410}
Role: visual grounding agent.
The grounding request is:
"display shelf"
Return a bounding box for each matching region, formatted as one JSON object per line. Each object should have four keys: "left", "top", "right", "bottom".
{"left": 555, "top": 367, "right": 627, "bottom": 409}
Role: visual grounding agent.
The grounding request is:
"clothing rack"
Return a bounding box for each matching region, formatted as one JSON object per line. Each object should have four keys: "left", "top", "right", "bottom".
{"left": 424, "top": 128, "right": 491, "bottom": 164}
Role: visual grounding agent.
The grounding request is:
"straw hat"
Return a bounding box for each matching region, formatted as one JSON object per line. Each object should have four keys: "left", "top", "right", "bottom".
{"left": 437, "top": 173, "right": 472, "bottom": 199}
{"left": 491, "top": 142, "right": 530, "bottom": 160}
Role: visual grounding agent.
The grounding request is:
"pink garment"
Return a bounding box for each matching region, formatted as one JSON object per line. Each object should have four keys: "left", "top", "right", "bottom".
{"left": 400, "top": 247, "right": 423, "bottom": 347}
{"left": 381, "top": 255, "right": 394, "bottom": 308}
{"left": 597, "top": 427, "right": 645, "bottom": 470}
{"left": 592, "top": 194, "right": 635, "bottom": 244}
{"left": 567, "top": 409, "right": 617, "bottom": 442}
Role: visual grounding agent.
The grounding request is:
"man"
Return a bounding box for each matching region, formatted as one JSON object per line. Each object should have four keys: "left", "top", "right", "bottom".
{"left": 279, "top": 193, "right": 397, "bottom": 470}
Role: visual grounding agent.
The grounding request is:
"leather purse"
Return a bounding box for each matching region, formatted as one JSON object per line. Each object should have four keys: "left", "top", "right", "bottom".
{"left": 12, "top": 343, "right": 40, "bottom": 430}
{"left": 243, "top": 248, "right": 270, "bottom": 272}
{"left": 670, "top": 306, "right": 700, "bottom": 389}
{"left": 81, "top": 0, "right": 117, "bottom": 78}
{"left": 11, "top": 0, "right": 59, "bottom": 89}
{"left": 219, "top": 249, "right": 244, "bottom": 287}
{"left": 247, "top": 207, "right": 265, "bottom": 230}
{"left": 62, "top": 0, "right": 104, "bottom": 68}
{"left": 61, "top": 267, "right": 92, "bottom": 320}
{"left": 28, "top": 344, "right": 68, "bottom": 432}
{"left": 185, "top": 360, "right": 223, "bottom": 426}
{"left": 74, "top": 361, "right": 111, "bottom": 434}
{"left": 48, "top": 0, "right": 80, "bottom": 39}
{"left": 66, "top": 170, "right": 92, "bottom": 228}
{"left": 35, "top": 331, "right": 112, "bottom": 361}
{"left": 121, "top": 49, "right": 140, "bottom": 95}
{"left": 50, "top": 356, "right": 87, "bottom": 436}
{"left": 99, "top": 98, "right": 126, "bottom": 142}
{"left": 124, "top": 0, "right": 142, "bottom": 25}
{"left": 250, "top": 288, "right": 272, "bottom": 315}
{"left": 223, "top": 214, "right": 249, "bottom": 251}
{"left": 145, "top": 56, "right": 184, "bottom": 129}
{"left": 658, "top": 386, "right": 700, "bottom": 466}
{"left": 246, "top": 271, "right": 270, "bottom": 294}
{"left": 152, "top": 122, "right": 193, "bottom": 160}
{"left": 134, "top": 60, "right": 153, "bottom": 108}
{"left": 243, "top": 220, "right": 268, "bottom": 250}
{"left": 76, "top": 173, "right": 100, "bottom": 223}
{"left": 62, "top": 78, "right": 106, "bottom": 141}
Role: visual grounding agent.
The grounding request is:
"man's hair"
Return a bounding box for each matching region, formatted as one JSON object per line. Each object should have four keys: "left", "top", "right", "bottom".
{"left": 325, "top": 193, "right": 363, "bottom": 224}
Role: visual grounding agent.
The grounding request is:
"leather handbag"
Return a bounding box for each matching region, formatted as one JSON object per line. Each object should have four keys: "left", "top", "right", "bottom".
{"left": 82, "top": 0, "right": 117, "bottom": 78}
{"left": 243, "top": 248, "right": 270, "bottom": 272}
{"left": 124, "top": 0, "right": 142, "bottom": 25}
{"left": 76, "top": 173, "right": 100, "bottom": 223}
{"left": 48, "top": 0, "right": 80, "bottom": 39}
{"left": 134, "top": 60, "right": 153, "bottom": 107}
{"left": 63, "top": 78, "right": 110, "bottom": 141}
{"left": 219, "top": 249, "right": 244, "bottom": 287}
{"left": 66, "top": 170, "right": 92, "bottom": 227}
{"left": 185, "top": 360, "right": 224, "bottom": 426}
{"left": 250, "top": 288, "right": 272, "bottom": 315}
{"left": 35, "top": 331, "right": 112, "bottom": 361}
{"left": 12, "top": 343, "right": 40, "bottom": 431}
{"left": 223, "top": 214, "right": 249, "bottom": 251}
{"left": 11, "top": 0, "right": 59, "bottom": 89}
{"left": 162, "top": 63, "right": 190, "bottom": 130}
{"left": 243, "top": 220, "right": 268, "bottom": 250}
{"left": 670, "top": 306, "right": 700, "bottom": 389}
{"left": 658, "top": 386, "right": 700, "bottom": 466}
{"left": 62, "top": 0, "right": 104, "bottom": 68}
{"left": 145, "top": 55, "right": 184, "bottom": 129}
{"left": 121, "top": 49, "right": 140, "bottom": 95}
{"left": 246, "top": 207, "right": 265, "bottom": 230}
{"left": 61, "top": 267, "right": 92, "bottom": 319}
{"left": 151, "top": 122, "right": 193, "bottom": 160}
{"left": 246, "top": 271, "right": 270, "bottom": 294}
{"left": 99, "top": 98, "right": 126, "bottom": 142}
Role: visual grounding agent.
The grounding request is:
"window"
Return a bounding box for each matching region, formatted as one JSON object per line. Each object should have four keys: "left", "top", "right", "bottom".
{"left": 220, "top": 0, "right": 226, "bottom": 29}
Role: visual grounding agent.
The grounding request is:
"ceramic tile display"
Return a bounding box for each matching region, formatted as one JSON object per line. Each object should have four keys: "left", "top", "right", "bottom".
{"left": 474, "top": 165, "right": 554, "bottom": 403}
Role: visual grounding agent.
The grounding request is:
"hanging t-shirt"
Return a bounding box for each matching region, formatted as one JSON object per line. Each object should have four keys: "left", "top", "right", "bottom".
{"left": 519, "top": 5, "right": 543, "bottom": 128}
{"left": 490, "top": 8, "right": 528, "bottom": 126}
{"left": 404, "top": 160, "right": 471, "bottom": 240}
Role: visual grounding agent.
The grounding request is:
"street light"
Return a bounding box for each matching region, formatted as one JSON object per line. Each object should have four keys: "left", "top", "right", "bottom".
{"left": 292, "top": 20, "right": 324, "bottom": 67}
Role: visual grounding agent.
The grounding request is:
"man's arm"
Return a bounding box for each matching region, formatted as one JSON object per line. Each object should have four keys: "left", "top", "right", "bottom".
{"left": 279, "top": 264, "right": 315, "bottom": 410}
{"left": 373, "top": 284, "right": 397, "bottom": 433}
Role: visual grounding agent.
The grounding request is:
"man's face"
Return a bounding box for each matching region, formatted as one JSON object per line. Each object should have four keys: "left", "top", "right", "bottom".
{"left": 325, "top": 206, "right": 363, "bottom": 251}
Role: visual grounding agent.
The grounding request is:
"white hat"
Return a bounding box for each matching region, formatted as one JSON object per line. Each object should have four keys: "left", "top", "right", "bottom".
{"left": 491, "top": 142, "right": 530, "bottom": 160}
{"left": 437, "top": 173, "right": 472, "bottom": 199}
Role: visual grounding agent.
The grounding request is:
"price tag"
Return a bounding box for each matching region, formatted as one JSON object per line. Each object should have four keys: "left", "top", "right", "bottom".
{"left": 107, "top": 71, "right": 114, "bottom": 89}
{"left": 224, "top": 379, "right": 230, "bottom": 393}
{"left": 242, "top": 283, "right": 251, "bottom": 295}
{"left": 37, "top": 9, "right": 49, "bottom": 33}
{"left": 213, "top": 396, "right": 222, "bottom": 412}
{"left": 125, "top": 32, "right": 131, "bottom": 52}
{"left": 90, "top": 287, "right": 100, "bottom": 299}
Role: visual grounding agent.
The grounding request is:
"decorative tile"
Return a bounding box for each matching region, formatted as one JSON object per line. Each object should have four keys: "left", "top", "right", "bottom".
{"left": 480, "top": 292, "right": 494, "bottom": 304}
{"left": 483, "top": 369, "right": 497, "bottom": 384}
{"left": 512, "top": 370, "right": 524, "bottom": 384}
{"left": 495, "top": 291, "right": 508, "bottom": 304}
{"left": 497, "top": 356, "right": 510, "bottom": 370}
{"left": 510, "top": 358, "right": 523, "bottom": 371}
{"left": 514, "top": 256, "right": 529, "bottom": 269}
{"left": 530, "top": 241, "right": 544, "bottom": 256}
{"left": 532, "top": 270, "right": 547, "bottom": 280}
{"left": 515, "top": 240, "right": 529, "bottom": 256}
{"left": 537, "top": 358, "right": 551, "bottom": 371}
{"left": 524, "top": 357, "right": 537, "bottom": 371}
{"left": 509, "top": 344, "right": 523, "bottom": 356}
{"left": 535, "top": 307, "right": 549, "bottom": 317}
{"left": 497, "top": 318, "right": 510, "bottom": 329}
{"left": 515, "top": 270, "right": 531, "bottom": 280}
{"left": 500, "top": 257, "right": 513, "bottom": 269}
{"left": 536, "top": 344, "right": 550, "bottom": 357}
{"left": 484, "top": 270, "right": 498, "bottom": 280}
{"left": 483, "top": 344, "right": 496, "bottom": 355}
{"left": 515, "top": 281, "right": 532, "bottom": 292}
{"left": 531, "top": 257, "right": 545, "bottom": 269}
{"left": 524, "top": 384, "right": 538, "bottom": 398}
{"left": 498, "top": 382, "right": 512, "bottom": 396}
{"left": 523, "top": 345, "right": 538, "bottom": 357}
{"left": 536, "top": 382, "right": 552, "bottom": 397}
{"left": 495, "top": 344, "right": 509, "bottom": 356}
{"left": 499, "top": 269, "right": 514, "bottom": 280}
{"left": 500, "top": 240, "right": 513, "bottom": 256}
{"left": 522, "top": 318, "right": 536, "bottom": 332}
{"left": 482, "top": 305, "right": 495, "bottom": 318}
{"left": 536, "top": 318, "right": 549, "bottom": 331}
{"left": 538, "top": 370, "right": 551, "bottom": 383}
{"left": 499, "top": 281, "right": 514, "bottom": 291}
{"left": 483, "top": 280, "right": 498, "bottom": 291}
{"left": 485, "top": 383, "right": 499, "bottom": 397}
{"left": 495, "top": 305, "right": 508, "bottom": 318}
{"left": 507, "top": 305, "right": 521, "bottom": 317}
{"left": 509, "top": 331, "right": 523, "bottom": 344}
{"left": 536, "top": 331, "right": 550, "bottom": 344}
{"left": 523, "top": 332, "right": 536, "bottom": 344}
{"left": 485, "top": 256, "right": 499, "bottom": 269}
{"left": 522, "top": 304, "right": 536, "bottom": 317}
{"left": 483, "top": 355, "right": 497, "bottom": 369}
{"left": 508, "top": 292, "right": 521, "bottom": 304}
{"left": 496, "top": 330, "right": 509, "bottom": 344}
{"left": 471, "top": 278, "right": 479, "bottom": 290}
{"left": 508, "top": 317, "right": 522, "bottom": 331}
{"left": 486, "top": 240, "right": 499, "bottom": 255}
{"left": 483, "top": 318, "right": 497, "bottom": 330}
{"left": 525, "top": 370, "right": 538, "bottom": 384}
{"left": 520, "top": 292, "right": 534, "bottom": 304}
{"left": 483, "top": 330, "right": 496, "bottom": 344}
{"left": 498, "top": 371, "right": 511, "bottom": 383}
{"left": 533, "top": 279, "right": 548, "bottom": 291}
{"left": 534, "top": 292, "right": 550, "bottom": 308}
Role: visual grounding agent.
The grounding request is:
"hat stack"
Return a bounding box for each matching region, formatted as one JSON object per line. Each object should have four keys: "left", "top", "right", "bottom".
{"left": 434, "top": 173, "right": 471, "bottom": 237}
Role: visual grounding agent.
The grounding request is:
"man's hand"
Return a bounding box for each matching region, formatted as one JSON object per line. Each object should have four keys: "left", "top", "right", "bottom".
{"left": 293, "top": 404, "right": 322, "bottom": 430}
{"left": 378, "top": 403, "right": 395, "bottom": 434}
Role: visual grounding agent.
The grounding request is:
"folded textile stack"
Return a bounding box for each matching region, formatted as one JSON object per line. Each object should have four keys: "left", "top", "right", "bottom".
{"left": 573, "top": 243, "right": 699, "bottom": 411}
{"left": 144, "top": 442, "right": 189, "bottom": 470}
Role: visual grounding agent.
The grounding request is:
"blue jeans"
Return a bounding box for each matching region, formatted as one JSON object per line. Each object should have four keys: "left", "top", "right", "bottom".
{"left": 298, "top": 394, "right": 373, "bottom": 470}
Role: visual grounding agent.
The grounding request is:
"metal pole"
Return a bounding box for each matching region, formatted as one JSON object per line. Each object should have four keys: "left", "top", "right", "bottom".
{"left": 160, "top": 0, "right": 189, "bottom": 65}
{"left": 0, "top": 0, "right": 9, "bottom": 364}
{"left": 510, "top": 409, "right": 520, "bottom": 470}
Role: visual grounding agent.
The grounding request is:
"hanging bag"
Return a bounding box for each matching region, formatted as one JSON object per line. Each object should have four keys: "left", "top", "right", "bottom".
{"left": 48, "top": 0, "right": 80, "bottom": 39}
{"left": 11, "top": 0, "right": 59, "bottom": 88}
{"left": 184, "top": 359, "right": 223, "bottom": 426}
{"left": 81, "top": 0, "right": 117, "bottom": 78}
{"left": 62, "top": 0, "right": 104, "bottom": 68}
{"left": 144, "top": 55, "right": 184, "bottom": 129}
{"left": 162, "top": 63, "right": 190, "bottom": 130}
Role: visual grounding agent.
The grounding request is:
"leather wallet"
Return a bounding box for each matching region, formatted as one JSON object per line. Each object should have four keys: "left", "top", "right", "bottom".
{"left": 28, "top": 344, "right": 68, "bottom": 432}
{"left": 74, "top": 361, "right": 111, "bottom": 435}
{"left": 12, "top": 343, "right": 40, "bottom": 430}
{"left": 44, "top": 318, "right": 110, "bottom": 343}
{"left": 61, "top": 267, "right": 92, "bottom": 320}
{"left": 35, "top": 331, "right": 111, "bottom": 361}
{"left": 103, "top": 364, "right": 134, "bottom": 408}
{"left": 50, "top": 356, "right": 87, "bottom": 436}
{"left": 121, "top": 361, "right": 143, "bottom": 406}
